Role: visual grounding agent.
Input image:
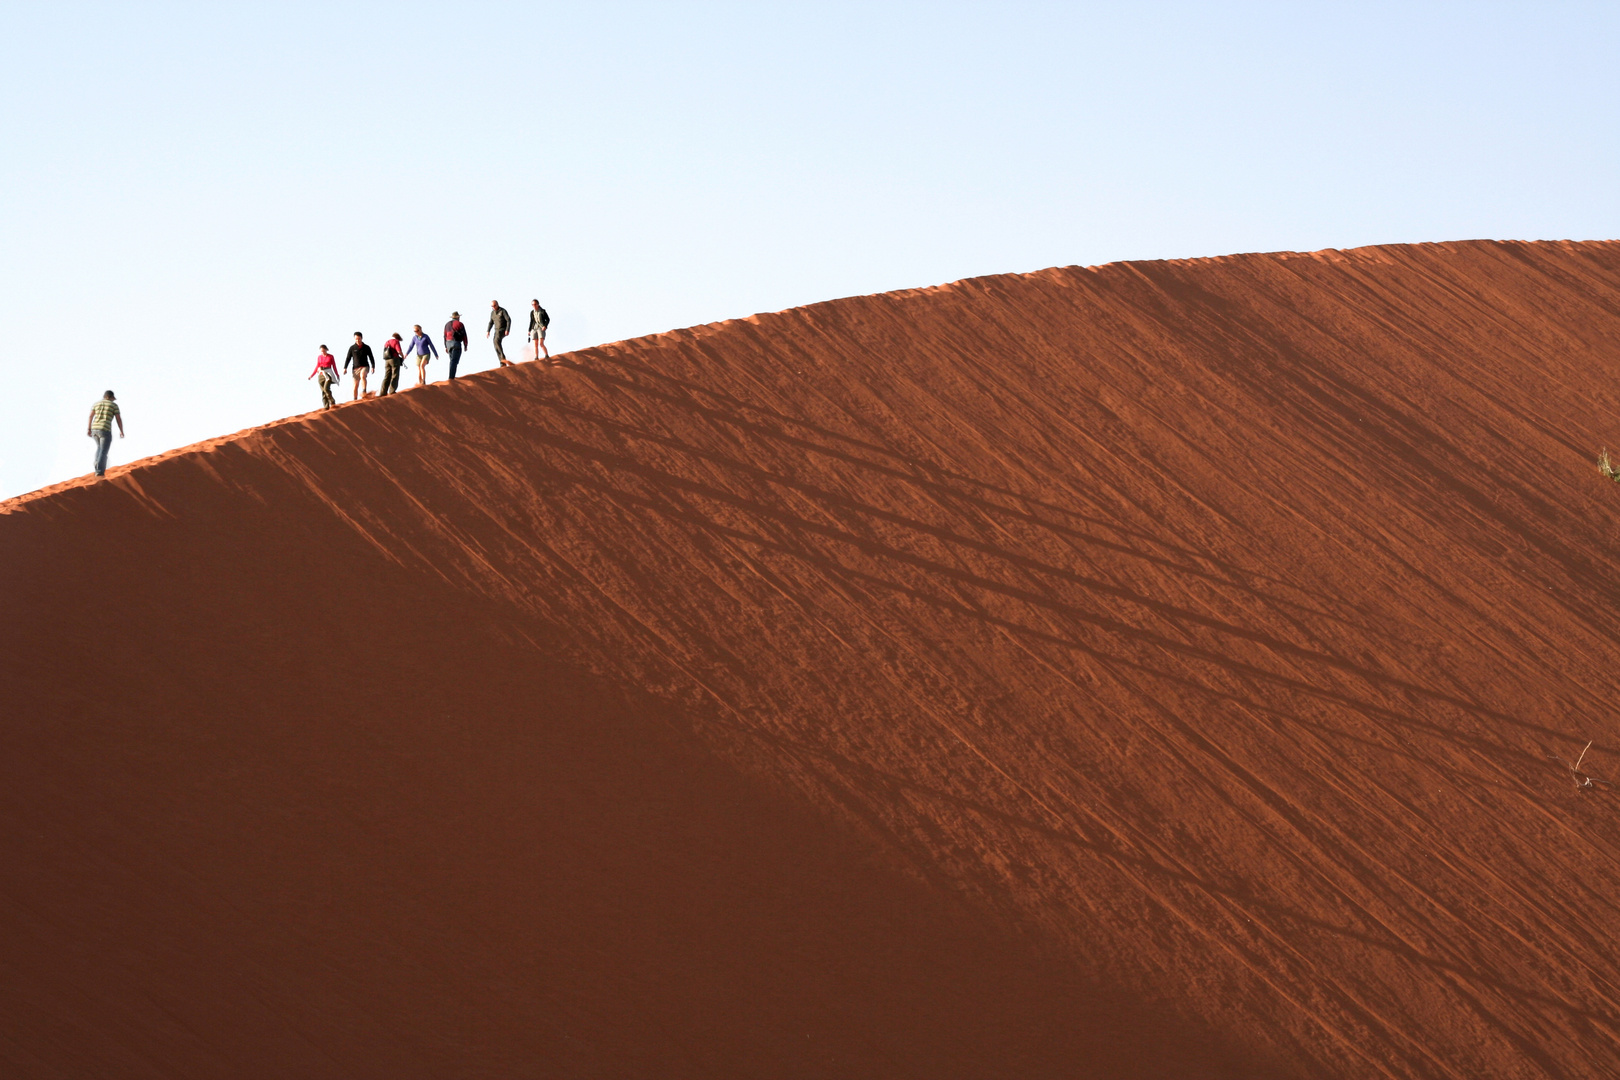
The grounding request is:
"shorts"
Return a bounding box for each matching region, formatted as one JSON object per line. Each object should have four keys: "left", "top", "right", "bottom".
{"left": 351, "top": 364, "right": 370, "bottom": 374}
{"left": 530, "top": 326, "right": 547, "bottom": 342}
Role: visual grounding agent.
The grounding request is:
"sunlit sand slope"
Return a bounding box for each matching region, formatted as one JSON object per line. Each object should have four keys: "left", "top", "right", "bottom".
{"left": 6, "top": 240, "right": 1620, "bottom": 1078}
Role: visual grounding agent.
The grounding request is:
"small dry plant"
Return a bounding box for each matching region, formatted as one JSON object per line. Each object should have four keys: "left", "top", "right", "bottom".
{"left": 1599, "top": 449, "right": 1620, "bottom": 483}
{"left": 1550, "top": 740, "right": 1614, "bottom": 794}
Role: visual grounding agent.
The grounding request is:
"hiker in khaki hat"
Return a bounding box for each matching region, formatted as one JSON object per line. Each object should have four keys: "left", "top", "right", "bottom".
{"left": 444, "top": 311, "right": 469, "bottom": 379}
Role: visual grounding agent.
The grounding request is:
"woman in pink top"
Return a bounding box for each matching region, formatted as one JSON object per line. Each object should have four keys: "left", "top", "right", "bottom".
{"left": 308, "top": 345, "right": 339, "bottom": 410}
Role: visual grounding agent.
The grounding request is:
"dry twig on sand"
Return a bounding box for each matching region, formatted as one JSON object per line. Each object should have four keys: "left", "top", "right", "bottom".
{"left": 1549, "top": 740, "right": 1615, "bottom": 794}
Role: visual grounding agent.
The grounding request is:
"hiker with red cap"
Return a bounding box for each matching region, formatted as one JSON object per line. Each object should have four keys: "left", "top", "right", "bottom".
{"left": 379, "top": 333, "right": 406, "bottom": 396}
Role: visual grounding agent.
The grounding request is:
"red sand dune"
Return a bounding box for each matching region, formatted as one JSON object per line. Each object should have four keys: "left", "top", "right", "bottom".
{"left": 6, "top": 240, "right": 1620, "bottom": 1078}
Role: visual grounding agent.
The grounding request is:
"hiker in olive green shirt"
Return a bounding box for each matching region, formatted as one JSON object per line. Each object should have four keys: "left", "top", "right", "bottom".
{"left": 487, "top": 301, "right": 512, "bottom": 367}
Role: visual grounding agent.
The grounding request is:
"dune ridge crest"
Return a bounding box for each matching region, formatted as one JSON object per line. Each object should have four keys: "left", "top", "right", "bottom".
{"left": 7, "top": 239, "right": 1620, "bottom": 1078}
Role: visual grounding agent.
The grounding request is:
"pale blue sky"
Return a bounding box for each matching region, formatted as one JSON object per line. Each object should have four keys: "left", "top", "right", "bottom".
{"left": 2, "top": 2, "right": 1616, "bottom": 499}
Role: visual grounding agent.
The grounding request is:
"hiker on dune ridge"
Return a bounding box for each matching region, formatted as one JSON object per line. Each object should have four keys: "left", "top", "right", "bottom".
{"left": 488, "top": 300, "right": 512, "bottom": 367}
{"left": 344, "top": 332, "right": 374, "bottom": 400}
{"left": 443, "top": 311, "right": 469, "bottom": 380}
{"left": 380, "top": 333, "right": 406, "bottom": 396}
{"left": 408, "top": 324, "right": 438, "bottom": 387}
{"left": 86, "top": 390, "right": 124, "bottom": 479}
{"left": 309, "top": 345, "right": 339, "bottom": 410}
{"left": 529, "top": 299, "right": 550, "bottom": 361}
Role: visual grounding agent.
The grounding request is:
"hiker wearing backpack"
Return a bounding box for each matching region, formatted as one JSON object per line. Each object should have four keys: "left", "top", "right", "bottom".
{"left": 309, "top": 345, "right": 339, "bottom": 410}
{"left": 443, "top": 311, "right": 469, "bottom": 379}
{"left": 344, "top": 332, "right": 375, "bottom": 400}
{"left": 379, "top": 333, "right": 406, "bottom": 396}
{"left": 408, "top": 324, "right": 438, "bottom": 387}
{"left": 488, "top": 300, "right": 512, "bottom": 367}
{"left": 529, "top": 299, "right": 551, "bottom": 361}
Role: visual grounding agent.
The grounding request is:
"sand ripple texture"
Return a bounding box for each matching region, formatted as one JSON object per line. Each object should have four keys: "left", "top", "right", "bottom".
{"left": 7, "top": 240, "right": 1620, "bottom": 1079}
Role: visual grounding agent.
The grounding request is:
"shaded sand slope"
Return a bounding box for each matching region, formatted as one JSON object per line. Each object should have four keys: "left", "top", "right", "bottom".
{"left": 7, "top": 240, "right": 1620, "bottom": 1078}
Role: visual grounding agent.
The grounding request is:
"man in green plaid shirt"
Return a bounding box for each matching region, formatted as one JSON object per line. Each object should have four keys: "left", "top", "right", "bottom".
{"left": 86, "top": 391, "right": 125, "bottom": 478}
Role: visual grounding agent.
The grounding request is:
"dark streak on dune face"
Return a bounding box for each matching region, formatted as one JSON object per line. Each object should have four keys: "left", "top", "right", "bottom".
{"left": 6, "top": 240, "right": 1620, "bottom": 1078}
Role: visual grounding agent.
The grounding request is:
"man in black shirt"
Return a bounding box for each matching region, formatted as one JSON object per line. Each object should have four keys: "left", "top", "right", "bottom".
{"left": 344, "top": 332, "right": 375, "bottom": 400}
{"left": 528, "top": 299, "right": 550, "bottom": 361}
